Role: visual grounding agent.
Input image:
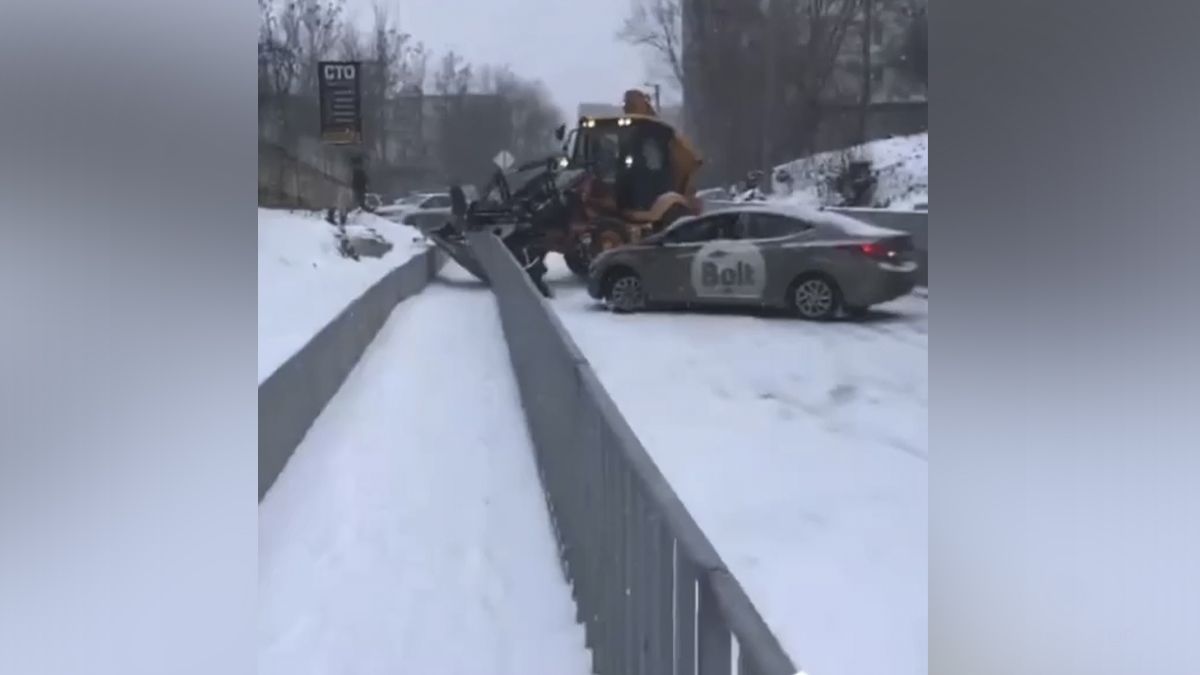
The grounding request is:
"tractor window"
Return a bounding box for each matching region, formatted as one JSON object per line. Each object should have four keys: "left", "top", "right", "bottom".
{"left": 573, "top": 128, "right": 623, "bottom": 183}
{"left": 642, "top": 137, "right": 664, "bottom": 171}
{"left": 620, "top": 125, "right": 673, "bottom": 211}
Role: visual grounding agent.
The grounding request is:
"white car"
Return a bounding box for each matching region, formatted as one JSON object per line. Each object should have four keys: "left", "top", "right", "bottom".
{"left": 375, "top": 192, "right": 455, "bottom": 221}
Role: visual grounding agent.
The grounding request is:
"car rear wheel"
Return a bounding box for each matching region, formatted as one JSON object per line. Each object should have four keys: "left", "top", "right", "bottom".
{"left": 789, "top": 275, "right": 841, "bottom": 320}
{"left": 605, "top": 270, "right": 647, "bottom": 313}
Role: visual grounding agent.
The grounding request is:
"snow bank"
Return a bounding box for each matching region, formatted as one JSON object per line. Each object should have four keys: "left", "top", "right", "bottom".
{"left": 773, "top": 132, "right": 928, "bottom": 211}
{"left": 257, "top": 208, "right": 426, "bottom": 382}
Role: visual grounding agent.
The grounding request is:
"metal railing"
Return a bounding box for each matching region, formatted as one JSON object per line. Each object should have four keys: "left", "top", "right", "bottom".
{"left": 467, "top": 231, "right": 799, "bottom": 675}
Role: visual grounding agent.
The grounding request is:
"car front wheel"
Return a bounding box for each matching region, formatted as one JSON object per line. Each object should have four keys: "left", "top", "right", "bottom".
{"left": 605, "top": 271, "right": 647, "bottom": 313}
{"left": 789, "top": 275, "right": 841, "bottom": 320}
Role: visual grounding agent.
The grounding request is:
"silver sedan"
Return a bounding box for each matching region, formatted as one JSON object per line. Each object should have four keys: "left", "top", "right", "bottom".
{"left": 587, "top": 203, "right": 919, "bottom": 319}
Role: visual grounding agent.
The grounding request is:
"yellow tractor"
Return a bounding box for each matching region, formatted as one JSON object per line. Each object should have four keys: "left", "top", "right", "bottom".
{"left": 430, "top": 90, "right": 705, "bottom": 287}
{"left": 550, "top": 89, "right": 704, "bottom": 275}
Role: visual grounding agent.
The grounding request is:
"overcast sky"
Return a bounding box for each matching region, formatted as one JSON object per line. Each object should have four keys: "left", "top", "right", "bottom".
{"left": 344, "top": 0, "right": 665, "bottom": 119}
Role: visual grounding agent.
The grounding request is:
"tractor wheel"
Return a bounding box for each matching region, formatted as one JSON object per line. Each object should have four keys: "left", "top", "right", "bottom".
{"left": 588, "top": 219, "right": 631, "bottom": 260}
{"left": 564, "top": 251, "right": 590, "bottom": 277}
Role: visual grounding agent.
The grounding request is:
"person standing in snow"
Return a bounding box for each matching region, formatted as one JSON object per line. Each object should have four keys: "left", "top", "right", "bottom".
{"left": 351, "top": 155, "right": 367, "bottom": 211}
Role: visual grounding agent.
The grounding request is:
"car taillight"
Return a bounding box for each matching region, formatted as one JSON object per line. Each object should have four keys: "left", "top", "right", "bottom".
{"left": 842, "top": 236, "right": 912, "bottom": 260}
{"left": 842, "top": 242, "right": 898, "bottom": 260}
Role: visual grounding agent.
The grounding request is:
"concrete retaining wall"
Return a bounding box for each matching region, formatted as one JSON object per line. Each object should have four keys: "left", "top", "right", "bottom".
{"left": 258, "top": 248, "right": 444, "bottom": 500}
{"left": 466, "top": 231, "right": 797, "bottom": 674}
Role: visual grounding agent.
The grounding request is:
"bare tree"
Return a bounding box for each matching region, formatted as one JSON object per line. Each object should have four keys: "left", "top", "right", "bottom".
{"left": 280, "top": 0, "right": 346, "bottom": 94}
{"left": 784, "top": 0, "right": 863, "bottom": 154}
{"left": 406, "top": 43, "right": 429, "bottom": 92}
{"left": 860, "top": 0, "right": 873, "bottom": 142}
{"left": 899, "top": 1, "right": 927, "bottom": 88}
{"left": 480, "top": 67, "right": 564, "bottom": 160}
{"left": 433, "top": 50, "right": 471, "bottom": 97}
{"left": 617, "top": 0, "right": 684, "bottom": 90}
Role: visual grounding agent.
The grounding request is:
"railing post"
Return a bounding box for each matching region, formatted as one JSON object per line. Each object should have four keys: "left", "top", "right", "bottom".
{"left": 737, "top": 646, "right": 761, "bottom": 675}
{"left": 599, "top": 439, "right": 618, "bottom": 675}
{"left": 621, "top": 468, "right": 636, "bottom": 675}
{"left": 631, "top": 487, "right": 648, "bottom": 675}
{"left": 697, "top": 576, "right": 732, "bottom": 675}
{"left": 675, "top": 548, "right": 697, "bottom": 675}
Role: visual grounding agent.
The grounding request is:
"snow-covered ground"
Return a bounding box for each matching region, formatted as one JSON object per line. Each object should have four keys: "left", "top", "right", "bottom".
{"left": 543, "top": 256, "right": 927, "bottom": 675}
{"left": 259, "top": 263, "right": 590, "bottom": 675}
{"left": 772, "top": 132, "right": 928, "bottom": 211}
{"left": 258, "top": 208, "right": 427, "bottom": 382}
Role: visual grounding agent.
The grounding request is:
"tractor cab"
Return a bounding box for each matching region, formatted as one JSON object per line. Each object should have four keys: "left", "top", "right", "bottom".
{"left": 565, "top": 115, "right": 678, "bottom": 215}
{"left": 558, "top": 90, "right": 702, "bottom": 228}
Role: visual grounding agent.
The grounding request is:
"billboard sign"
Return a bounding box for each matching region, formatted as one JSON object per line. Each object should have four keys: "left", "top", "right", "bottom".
{"left": 318, "top": 61, "right": 362, "bottom": 144}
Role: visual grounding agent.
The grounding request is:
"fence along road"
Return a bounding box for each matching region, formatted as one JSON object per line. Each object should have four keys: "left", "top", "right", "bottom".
{"left": 467, "top": 231, "right": 799, "bottom": 675}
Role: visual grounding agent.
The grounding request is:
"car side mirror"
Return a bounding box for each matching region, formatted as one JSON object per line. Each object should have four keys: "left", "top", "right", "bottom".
{"left": 554, "top": 124, "right": 566, "bottom": 141}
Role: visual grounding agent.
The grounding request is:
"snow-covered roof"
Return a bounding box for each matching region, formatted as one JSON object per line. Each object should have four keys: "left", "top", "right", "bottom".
{"left": 700, "top": 202, "right": 905, "bottom": 238}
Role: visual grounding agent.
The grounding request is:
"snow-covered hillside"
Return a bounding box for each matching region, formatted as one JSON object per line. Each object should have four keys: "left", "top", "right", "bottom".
{"left": 773, "top": 132, "right": 928, "bottom": 211}
{"left": 257, "top": 208, "right": 426, "bottom": 382}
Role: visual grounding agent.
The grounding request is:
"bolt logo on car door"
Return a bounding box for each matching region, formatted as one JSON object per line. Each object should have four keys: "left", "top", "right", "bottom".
{"left": 690, "top": 241, "right": 766, "bottom": 299}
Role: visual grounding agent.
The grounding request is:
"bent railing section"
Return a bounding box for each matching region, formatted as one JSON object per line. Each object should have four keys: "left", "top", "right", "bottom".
{"left": 467, "top": 231, "right": 798, "bottom": 675}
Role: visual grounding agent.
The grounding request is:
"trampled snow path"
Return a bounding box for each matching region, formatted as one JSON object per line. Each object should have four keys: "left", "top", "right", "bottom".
{"left": 543, "top": 255, "right": 927, "bottom": 675}
{"left": 259, "top": 263, "right": 590, "bottom": 675}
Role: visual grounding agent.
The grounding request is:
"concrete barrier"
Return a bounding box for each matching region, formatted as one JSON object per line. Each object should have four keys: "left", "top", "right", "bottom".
{"left": 258, "top": 248, "right": 444, "bottom": 500}
{"left": 467, "top": 231, "right": 797, "bottom": 675}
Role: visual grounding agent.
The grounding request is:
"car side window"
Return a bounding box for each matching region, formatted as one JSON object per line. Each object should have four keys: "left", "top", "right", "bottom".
{"left": 666, "top": 216, "right": 724, "bottom": 244}
{"left": 425, "top": 196, "right": 451, "bottom": 209}
{"left": 746, "top": 213, "right": 810, "bottom": 239}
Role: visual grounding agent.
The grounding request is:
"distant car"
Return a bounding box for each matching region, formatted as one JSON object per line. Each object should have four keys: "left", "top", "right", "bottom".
{"left": 587, "top": 203, "right": 918, "bottom": 320}
{"left": 375, "top": 192, "right": 455, "bottom": 221}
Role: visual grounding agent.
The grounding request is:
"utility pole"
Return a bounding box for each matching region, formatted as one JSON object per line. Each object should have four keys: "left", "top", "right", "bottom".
{"left": 760, "top": 0, "right": 775, "bottom": 193}
{"left": 643, "top": 82, "right": 661, "bottom": 111}
{"left": 860, "top": 0, "right": 874, "bottom": 144}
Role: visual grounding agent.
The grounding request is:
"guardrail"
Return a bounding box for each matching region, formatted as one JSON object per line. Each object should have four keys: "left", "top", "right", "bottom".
{"left": 466, "top": 231, "right": 798, "bottom": 675}
{"left": 258, "top": 247, "right": 444, "bottom": 500}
